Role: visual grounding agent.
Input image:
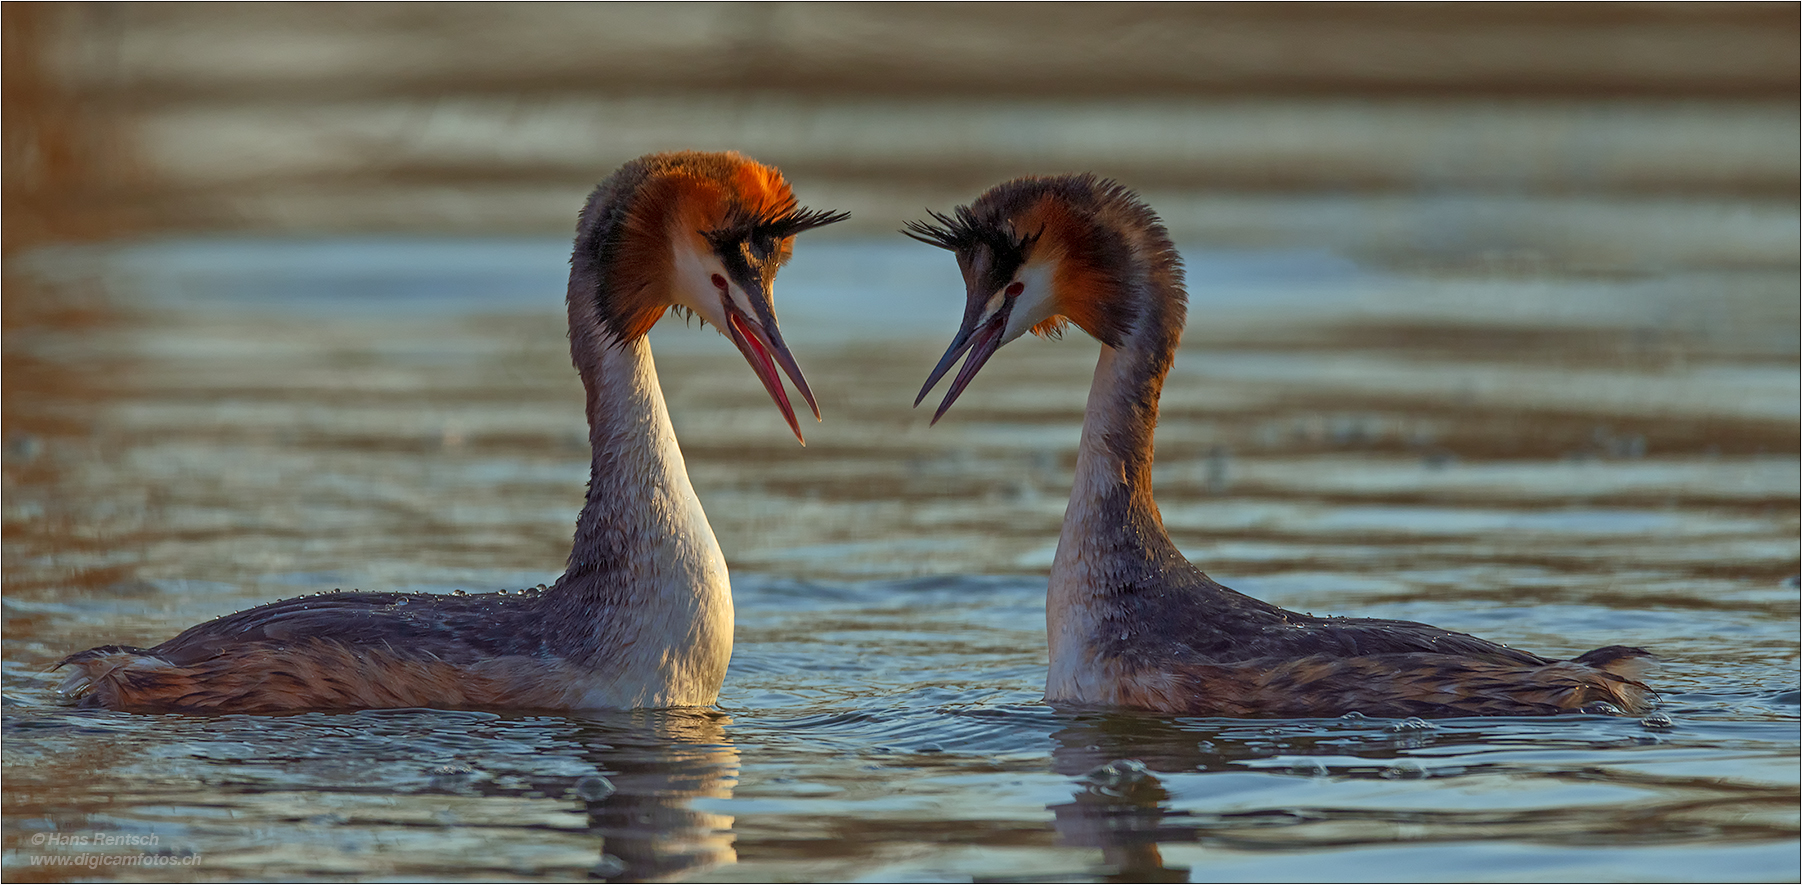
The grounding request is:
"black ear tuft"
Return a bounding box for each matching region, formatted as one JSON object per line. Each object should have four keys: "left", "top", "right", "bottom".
{"left": 903, "top": 205, "right": 1037, "bottom": 261}
{"left": 902, "top": 208, "right": 971, "bottom": 250}
{"left": 708, "top": 199, "right": 848, "bottom": 253}
{"left": 901, "top": 206, "right": 987, "bottom": 250}
{"left": 769, "top": 206, "right": 851, "bottom": 238}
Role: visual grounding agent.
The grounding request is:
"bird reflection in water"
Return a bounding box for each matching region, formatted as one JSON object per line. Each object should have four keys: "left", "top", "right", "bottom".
{"left": 1050, "top": 758, "right": 1191, "bottom": 883}
{"left": 571, "top": 710, "right": 738, "bottom": 882}
{"left": 1046, "top": 717, "right": 1207, "bottom": 883}
{"left": 1044, "top": 713, "right": 1461, "bottom": 879}
{"left": 1046, "top": 713, "right": 1355, "bottom": 881}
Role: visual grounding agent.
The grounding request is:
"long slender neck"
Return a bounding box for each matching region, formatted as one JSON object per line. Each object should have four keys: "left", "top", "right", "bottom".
{"left": 561, "top": 329, "right": 718, "bottom": 586}
{"left": 527, "top": 317, "right": 733, "bottom": 704}
{"left": 1044, "top": 275, "right": 1188, "bottom": 698}
{"left": 1051, "top": 278, "right": 1187, "bottom": 595}
{"left": 557, "top": 189, "right": 726, "bottom": 605}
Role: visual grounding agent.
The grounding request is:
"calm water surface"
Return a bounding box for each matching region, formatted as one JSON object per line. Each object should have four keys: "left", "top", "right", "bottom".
{"left": 3, "top": 235, "right": 1797, "bottom": 882}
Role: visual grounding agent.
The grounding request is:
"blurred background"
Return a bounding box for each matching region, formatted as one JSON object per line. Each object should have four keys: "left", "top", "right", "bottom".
{"left": 5, "top": 2, "right": 1798, "bottom": 255}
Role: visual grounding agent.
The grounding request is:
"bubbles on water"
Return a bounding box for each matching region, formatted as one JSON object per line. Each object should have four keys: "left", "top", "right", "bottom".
{"left": 426, "top": 762, "right": 483, "bottom": 792}
{"left": 1380, "top": 760, "right": 1429, "bottom": 779}
{"left": 1580, "top": 702, "right": 1623, "bottom": 716}
{"left": 1340, "top": 711, "right": 1367, "bottom": 720}
{"left": 1089, "top": 759, "right": 1149, "bottom": 778}
{"left": 1080, "top": 759, "right": 1157, "bottom": 796}
{"left": 1386, "top": 717, "right": 1436, "bottom": 733}
{"left": 1639, "top": 712, "right": 1674, "bottom": 730}
{"left": 573, "top": 774, "right": 615, "bottom": 802}
{"left": 1288, "top": 757, "right": 1331, "bottom": 777}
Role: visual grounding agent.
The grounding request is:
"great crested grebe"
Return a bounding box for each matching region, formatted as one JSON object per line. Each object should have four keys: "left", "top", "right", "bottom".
{"left": 907, "top": 174, "right": 1656, "bottom": 718}
{"left": 58, "top": 151, "right": 847, "bottom": 714}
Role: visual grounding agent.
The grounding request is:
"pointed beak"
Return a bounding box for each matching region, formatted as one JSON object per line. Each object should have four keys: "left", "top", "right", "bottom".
{"left": 723, "top": 289, "right": 818, "bottom": 445}
{"left": 915, "top": 299, "right": 1010, "bottom": 425}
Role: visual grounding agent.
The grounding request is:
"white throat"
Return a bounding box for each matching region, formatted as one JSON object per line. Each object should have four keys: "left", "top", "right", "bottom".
{"left": 569, "top": 333, "right": 734, "bottom": 708}
{"left": 1044, "top": 343, "right": 1137, "bottom": 702}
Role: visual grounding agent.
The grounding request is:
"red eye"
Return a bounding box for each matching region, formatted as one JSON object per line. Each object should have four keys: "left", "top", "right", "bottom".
{"left": 1005, "top": 282, "right": 1024, "bottom": 297}
{"left": 710, "top": 274, "right": 728, "bottom": 290}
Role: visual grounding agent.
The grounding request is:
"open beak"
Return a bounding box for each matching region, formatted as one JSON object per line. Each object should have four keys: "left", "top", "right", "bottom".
{"left": 915, "top": 300, "right": 1010, "bottom": 425}
{"left": 723, "top": 295, "right": 818, "bottom": 445}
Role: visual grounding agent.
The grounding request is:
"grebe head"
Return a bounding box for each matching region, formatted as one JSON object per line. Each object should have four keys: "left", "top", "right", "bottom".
{"left": 905, "top": 174, "right": 1175, "bottom": 423}
{"left": 578, "top": 151, "right": 848, "bottom": 442}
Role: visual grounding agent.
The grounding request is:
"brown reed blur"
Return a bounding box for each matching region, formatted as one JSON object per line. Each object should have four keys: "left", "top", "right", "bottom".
{"left": 3, "top": 2, "right": 1797, "bottom": 253}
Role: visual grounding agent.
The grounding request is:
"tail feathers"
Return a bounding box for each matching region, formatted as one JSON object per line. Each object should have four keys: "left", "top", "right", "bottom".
{"left": 55, "top": 646, "right": 191, "bottom": 710}
{"left": 53, "top": 640, "right": 578, "bottom": 713}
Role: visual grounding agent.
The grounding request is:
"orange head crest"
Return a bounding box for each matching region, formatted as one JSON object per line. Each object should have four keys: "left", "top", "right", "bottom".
{"left": 572, "top": 151, "right": 848, "bottom": 443}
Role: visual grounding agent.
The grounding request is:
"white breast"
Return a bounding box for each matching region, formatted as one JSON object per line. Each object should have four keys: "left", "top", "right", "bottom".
{"left": 569, "top": 336, "right": 735, "bottom": 709}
